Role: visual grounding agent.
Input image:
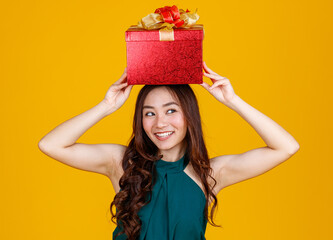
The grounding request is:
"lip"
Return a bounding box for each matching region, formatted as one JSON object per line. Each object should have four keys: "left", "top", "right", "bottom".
{"left": 154, "top": 131, "right": 174, "bottom": 141}
{"left": 154, "top": 131, "right": 174, "bottom": 134}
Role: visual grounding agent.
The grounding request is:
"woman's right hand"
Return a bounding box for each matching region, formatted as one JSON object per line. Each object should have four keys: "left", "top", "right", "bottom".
{"left": 102, "top": 67, "right": 133, "bottom": 113}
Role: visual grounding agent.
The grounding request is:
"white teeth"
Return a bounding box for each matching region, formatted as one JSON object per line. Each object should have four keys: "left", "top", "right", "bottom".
{"left": 155, "top": 132, "right": 173, "bottom": 137}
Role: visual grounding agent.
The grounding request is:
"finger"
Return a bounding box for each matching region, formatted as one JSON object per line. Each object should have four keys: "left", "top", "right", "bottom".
{"left": 114, "top": 72, "right": 127, "bottom": 84}
{"left": 203, "top": 61, "right": 217, "bottom": 75}
{"left": 209, "top": 79, "right": 228, "bottom": 90}
{"left": 120, "top": 74, "right": 127, "bottom": 83}
{"left": 203, "top": 61, "right": 214, "bottom": 73}
{"left": 204, "top": 72, "right": 227, "bottom": 80}
{"left": 203, "top": 72, "right": 219, "bottom": 82}
{"left": 124, "top": 84, "right": 133, "bottom": 96}
{"left": 200, "top": 82, "right": 211, "bottom": 91}
{"left": 203, "top": 72, "right": 217, "bottom": 78}
{"left": 113, "top": 82, "right": 128, "bottom": 90}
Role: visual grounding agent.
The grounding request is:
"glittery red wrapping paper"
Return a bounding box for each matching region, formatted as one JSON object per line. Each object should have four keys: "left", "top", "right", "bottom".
{"left": 125, "top": 24, "right": 204, "bottom": 85}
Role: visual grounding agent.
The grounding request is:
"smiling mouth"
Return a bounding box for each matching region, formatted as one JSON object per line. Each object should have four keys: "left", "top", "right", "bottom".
{"left": 154, "top": 131, "right": 174, "bottom": 140}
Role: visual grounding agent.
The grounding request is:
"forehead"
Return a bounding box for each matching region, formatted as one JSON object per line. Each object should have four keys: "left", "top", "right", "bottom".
{"left": 143, "top": 87, "right": 179, "bottom": 105}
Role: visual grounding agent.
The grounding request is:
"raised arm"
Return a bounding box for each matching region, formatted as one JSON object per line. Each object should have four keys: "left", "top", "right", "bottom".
{"left": 38, "top": 68, "right": 133, "bottom": 181}
{"left": 200, "top": 62, "right": 300, "bottom": 192}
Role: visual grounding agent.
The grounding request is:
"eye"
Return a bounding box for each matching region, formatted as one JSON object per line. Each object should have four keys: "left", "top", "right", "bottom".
{"left": 144, "top": 109, "right": 176, "bottom": 117}
{"left": 145, "top": 112, "right": 154, "bottom": 116}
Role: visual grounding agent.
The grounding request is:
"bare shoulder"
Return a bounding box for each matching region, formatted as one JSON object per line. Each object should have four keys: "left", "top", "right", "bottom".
{"left": 104, "top": 143, "right": 126, "bottom": 179}
{"left": 209, "top": 154, "right": 237, "bottom": 194}
{"left": 210, "top": 154, "right": 235, "bottom": 175}
{"left": 104, "top": 144, "right": 126, "bottom": 194}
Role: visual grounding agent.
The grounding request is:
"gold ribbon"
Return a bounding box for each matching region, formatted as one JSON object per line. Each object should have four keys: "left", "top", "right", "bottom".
{"left": 159, "top": 28, "right": 174, "bottom": 41}
{"left": 137, "top": 8, "right": 200, "bottom": 30}
{"left": 127, "top": 24, "right": 203, "bottom": 42}
{"left": 134, "top": 6, "right": 200, "bottom": 41}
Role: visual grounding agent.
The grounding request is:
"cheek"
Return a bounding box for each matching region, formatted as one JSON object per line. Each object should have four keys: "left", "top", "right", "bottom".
{"left": 171, "top": 115, "right": 187, "bottom": 130}
{"left": 142, "top": 118, "right": 152, "bottom": 133}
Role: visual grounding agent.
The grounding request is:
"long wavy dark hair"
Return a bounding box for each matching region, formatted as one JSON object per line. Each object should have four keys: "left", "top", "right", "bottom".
{"left": 110, "top": 84, "right": 221, "bottom": 240}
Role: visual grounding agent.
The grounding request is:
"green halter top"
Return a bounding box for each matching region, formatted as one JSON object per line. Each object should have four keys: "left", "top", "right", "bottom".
{"left": 113, "top": 153, "right": 208, "bottom": 240}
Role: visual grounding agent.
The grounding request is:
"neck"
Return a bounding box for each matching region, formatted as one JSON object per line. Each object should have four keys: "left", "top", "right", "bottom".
{"left": 158, "top": 145, "right": 187, "bottom": 162}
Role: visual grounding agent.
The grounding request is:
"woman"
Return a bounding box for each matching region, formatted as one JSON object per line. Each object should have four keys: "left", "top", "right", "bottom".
{"left": 38, "top": 62, "right": 300, "bottom": 240}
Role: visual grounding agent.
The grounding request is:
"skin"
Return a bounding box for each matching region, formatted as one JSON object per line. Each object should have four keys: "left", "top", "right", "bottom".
{"left": 141, "top": 87, "right": 206, "bottom": 202}
{"left": 140, "top": 61, "right": 300, "bottom": 200}
{"left": 39, "top": 62, "right": 300, "bottom": 202}
{"left": 142, "top": 87, "right": 188, "bottom": 162}
{"left": 199, "top": 61, "right": 299, "bottom": 197}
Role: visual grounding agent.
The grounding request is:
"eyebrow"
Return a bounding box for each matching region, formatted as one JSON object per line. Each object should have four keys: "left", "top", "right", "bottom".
{"left": 143, "top": 101, "right": 179, "bottom": 109}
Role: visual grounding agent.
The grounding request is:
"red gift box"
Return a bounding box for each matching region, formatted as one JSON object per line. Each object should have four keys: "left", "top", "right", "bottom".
{"left": 125, "top": 24, "right": 204, "bottom": 85}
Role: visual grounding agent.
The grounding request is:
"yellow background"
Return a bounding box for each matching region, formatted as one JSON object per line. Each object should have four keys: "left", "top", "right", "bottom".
{"left": 1, "top": 0, "right": 332, "bottom": 239}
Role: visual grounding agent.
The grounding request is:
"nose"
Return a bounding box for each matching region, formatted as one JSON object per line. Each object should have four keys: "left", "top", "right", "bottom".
{"left": 155, "top": 114, "right": 168, "bottom": 128}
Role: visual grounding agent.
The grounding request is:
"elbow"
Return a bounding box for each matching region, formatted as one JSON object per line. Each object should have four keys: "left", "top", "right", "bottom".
{"left": 38, "top": 140, "right": 46, "bottom": 152}
{"left": 287, "top": 142, "right": 300, "bottom": 156}
{"left": 275, "top": 141, "right": 300, "bottom": 157}
{"left": 38, "top": 140, "right": 51, "bottom": 153}
{"left": 284, "top": 135, "right": 300, "bottom": 155}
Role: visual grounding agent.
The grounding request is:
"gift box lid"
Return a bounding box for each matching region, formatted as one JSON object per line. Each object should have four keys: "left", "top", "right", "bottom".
{"left": 125, "top": 24, "right": 204, "bottom": 42}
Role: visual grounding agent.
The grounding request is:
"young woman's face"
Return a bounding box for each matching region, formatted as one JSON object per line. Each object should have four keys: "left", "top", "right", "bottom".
{"left": 142, "top": 87, "right": 187, "bottom": 153}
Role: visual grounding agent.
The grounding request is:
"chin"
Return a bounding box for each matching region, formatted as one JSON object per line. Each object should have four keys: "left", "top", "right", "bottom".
{"left": 150, "top": 139, "right": 175, "bottom": 150}
{"left": 154, "top": 143, "right": 175, "bottom": 150}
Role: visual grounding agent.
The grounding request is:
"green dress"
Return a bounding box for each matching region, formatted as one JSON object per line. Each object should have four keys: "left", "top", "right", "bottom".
{"left": 113, "top": 153, "right": 208, "bottom": 240}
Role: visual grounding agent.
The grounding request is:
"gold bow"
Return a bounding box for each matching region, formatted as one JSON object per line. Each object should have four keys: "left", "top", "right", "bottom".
{"left": 137, "top": 7, "right": 200, "bottom": 31}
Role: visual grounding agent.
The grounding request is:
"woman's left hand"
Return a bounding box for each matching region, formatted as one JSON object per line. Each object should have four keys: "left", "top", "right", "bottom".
{"left": 200, "top": 62, "right": 237, "bottom": 105}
